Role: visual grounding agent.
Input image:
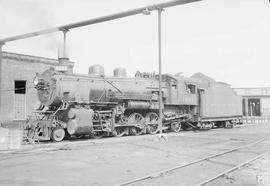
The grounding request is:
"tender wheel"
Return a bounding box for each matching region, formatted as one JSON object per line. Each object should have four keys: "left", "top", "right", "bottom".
{"left": 224, "top": 121, "right": 233, "bottom": 128}
{"left": 127, "top": 113, "right": 144, "bottom": 135}
{"left": 51, "top": 127, "right": 65, "bottom": 142}
{"left": 209, "top": 122, "right": 214, "bottom": 129}
{"left": 171, "top": 122, "right": 181, "bottom": 132}
{"left": 145, "top": 112, "right": 159, "bottom": 134}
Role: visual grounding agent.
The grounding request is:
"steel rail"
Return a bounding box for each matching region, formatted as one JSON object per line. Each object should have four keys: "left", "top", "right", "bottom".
{"left": 0, "top": 0, "right": 201, "bottom": 44}
{"left": 115, "top": 135, "right": 270, "bottom": 186}
{"left": 197, "top": 150, "right": 270, "bottom": 186}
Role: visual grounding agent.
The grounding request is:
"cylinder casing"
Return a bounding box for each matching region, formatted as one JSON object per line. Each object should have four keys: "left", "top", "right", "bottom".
{"left": 67, "top": 108, "right": 93, "bottom": 136}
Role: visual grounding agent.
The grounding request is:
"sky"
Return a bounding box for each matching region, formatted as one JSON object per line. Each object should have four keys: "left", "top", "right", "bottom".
{"left": 0, "top": 0, "right": 270, "bottom": 88}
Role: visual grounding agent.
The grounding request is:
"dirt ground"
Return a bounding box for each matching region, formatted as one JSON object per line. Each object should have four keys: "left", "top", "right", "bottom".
{"left": 206, "top": 153, "right": 270, "bottom": 186}
{"left": 0, "top": 124, "right": 270, "bottom": 186}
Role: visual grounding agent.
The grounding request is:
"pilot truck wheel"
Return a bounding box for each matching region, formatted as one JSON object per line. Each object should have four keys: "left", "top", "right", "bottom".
{"left": 51, "top": 127, "right": 65, "bottom": 142}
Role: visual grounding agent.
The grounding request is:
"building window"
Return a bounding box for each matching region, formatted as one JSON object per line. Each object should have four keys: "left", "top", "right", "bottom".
{"left": 14, "top": 80, "right": 26, "bottom": 120}
{"left": 15, "top": 80, "right": 26, "bottom": 94}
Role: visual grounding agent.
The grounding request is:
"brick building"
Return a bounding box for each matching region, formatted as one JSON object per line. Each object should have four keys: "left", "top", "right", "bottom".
{"left": 0, "top": 51, "right": 74, "bottom": 124}
{"left": 233, "top": 87, "right": 270, "bottom": 117}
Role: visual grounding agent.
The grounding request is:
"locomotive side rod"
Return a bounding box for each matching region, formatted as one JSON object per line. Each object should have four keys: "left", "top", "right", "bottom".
{"left": 0, "top": 0, "right": 201, "bottom": 43}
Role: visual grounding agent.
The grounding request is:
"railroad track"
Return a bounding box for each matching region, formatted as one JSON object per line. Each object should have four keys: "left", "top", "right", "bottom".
{"left": 115, "top": 135, "right": 270, "bottom": 186}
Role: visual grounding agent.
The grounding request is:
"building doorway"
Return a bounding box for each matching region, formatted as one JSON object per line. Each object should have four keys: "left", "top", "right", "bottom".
{"left": 248, "top": 98, "right": 260, "bottom": 116}
{"left": 14, "top": 80, "right": 26, "bottom": 120}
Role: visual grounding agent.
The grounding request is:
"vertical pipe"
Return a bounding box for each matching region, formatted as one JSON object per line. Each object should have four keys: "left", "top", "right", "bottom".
{"left": 0, "top": 43, "right": 3, "bottom": 113}
{"left": 158, "top": 8, "right": 163, "bottom": 134}
{"left": 63, "top": 30, "right": 67, "bottom": 59}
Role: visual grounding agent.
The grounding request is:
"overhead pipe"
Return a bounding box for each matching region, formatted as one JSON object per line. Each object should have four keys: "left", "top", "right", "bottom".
{"left": 0, "top": 0, "right": 201, "bottom": 43}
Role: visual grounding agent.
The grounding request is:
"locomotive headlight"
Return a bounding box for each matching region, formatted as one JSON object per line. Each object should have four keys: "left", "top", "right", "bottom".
{"left": 33, "top": 76, "right": 39, "bottom": 86}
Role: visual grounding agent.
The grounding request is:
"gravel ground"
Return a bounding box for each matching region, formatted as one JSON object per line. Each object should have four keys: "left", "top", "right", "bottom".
{"left": 0, "top": 124, "right": 270, "bottom": 186}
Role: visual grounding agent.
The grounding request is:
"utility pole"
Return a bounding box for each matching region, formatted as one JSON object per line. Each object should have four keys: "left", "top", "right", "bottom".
{"left": 158, "top": 8, "right": 164, "bottom": 134}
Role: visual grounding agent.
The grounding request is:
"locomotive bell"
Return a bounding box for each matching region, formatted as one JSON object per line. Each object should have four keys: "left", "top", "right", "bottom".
{"left": 88, "top": 65, "right": 105, "bottom": 77}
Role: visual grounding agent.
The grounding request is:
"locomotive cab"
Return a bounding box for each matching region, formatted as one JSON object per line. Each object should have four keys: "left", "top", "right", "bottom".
{"left": 161, "top": 74, "right": 199, "bottom": 106}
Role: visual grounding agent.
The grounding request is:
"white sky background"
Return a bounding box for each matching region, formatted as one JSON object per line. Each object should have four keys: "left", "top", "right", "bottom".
{"left": 0, "top": 0, "right": 270, "bottom": 88}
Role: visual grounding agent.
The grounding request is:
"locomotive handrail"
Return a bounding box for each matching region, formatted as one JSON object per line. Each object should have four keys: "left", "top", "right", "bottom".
{"left": 164, "top": 114, "right": 189, "bottom": 121}
{"left": 90, "top": 101, "right": 118, "bottom": 105}
{"left": 103, "top": 78, "right": 123, "bottom": 94}
{"left": 33, "top": 110, "right": 55, "bottom": 114}
{"left": 111, "top": 92, "right": 154, "bottom": 101}
{"left": 95, "top": 110, "right": 113, "bottom": 114}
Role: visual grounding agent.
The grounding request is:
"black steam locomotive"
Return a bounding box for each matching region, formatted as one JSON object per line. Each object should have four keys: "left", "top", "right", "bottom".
{"left": 26, "top": 65, "right": 242, "bottom": 142}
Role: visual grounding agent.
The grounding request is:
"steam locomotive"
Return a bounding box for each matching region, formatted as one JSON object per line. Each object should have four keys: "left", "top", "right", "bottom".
{"left": 26, "top": 65, "right": 242, "bottom": 142}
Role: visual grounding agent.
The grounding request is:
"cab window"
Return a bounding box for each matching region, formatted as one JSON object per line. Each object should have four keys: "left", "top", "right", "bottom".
{"left": 186, "top": 84, "right": 196, "bottom": 94}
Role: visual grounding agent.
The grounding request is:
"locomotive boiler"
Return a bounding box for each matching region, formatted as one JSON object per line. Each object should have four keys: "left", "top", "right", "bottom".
{"left": 26, "top": 65, "right": 242, "bottom": 142}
